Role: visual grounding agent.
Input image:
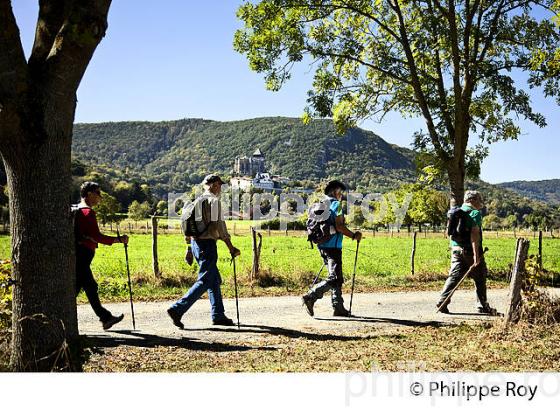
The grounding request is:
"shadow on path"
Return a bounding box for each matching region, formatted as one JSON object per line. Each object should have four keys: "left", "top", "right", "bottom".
{"left": 188, "top": 323, "right": 407, "bottom": 342}
{"left": 313, "top": 315, "right": 445, "bottom": 327}
{"left": 83, "top": 330, "right": 276, "bottom": 353}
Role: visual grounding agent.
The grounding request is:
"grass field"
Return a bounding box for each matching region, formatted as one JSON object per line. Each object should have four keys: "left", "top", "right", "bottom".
{"left": 1, "top": 228, "right": 559, "bottom": 302}
{"left": 82, "top": 323, "right": 560, "bottom": 372}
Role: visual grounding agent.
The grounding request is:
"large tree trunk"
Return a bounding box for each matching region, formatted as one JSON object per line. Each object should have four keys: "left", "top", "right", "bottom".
{"left": 448, "top": 167, "right": 465, "bottom": 208}
{"left": 2, "top": 116, "right": 78, "bottom": 371}
{"left": 0, "top": 0, "right": 112, "bottom": 372}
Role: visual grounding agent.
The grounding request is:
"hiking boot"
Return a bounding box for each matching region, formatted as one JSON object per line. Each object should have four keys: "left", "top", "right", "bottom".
{"left": 167, "top": 308, "right": 184, "bottom": 329}
{"left": 302, "top": 295, "right": 315, "bottom": 317}
{"left": 477, "top": 304, "right": 499, "bottom": 315}
{"left": 436, "top": 303, "right": 450, "bottom": 314}
{"left": 212, "top": 316, "right": 235, "bottom": 326}
{"left": 333, "top": 306, "right": 351, "bottom": 317}
{"left": 102, "top": 313, "right": 124, "bottom": 330}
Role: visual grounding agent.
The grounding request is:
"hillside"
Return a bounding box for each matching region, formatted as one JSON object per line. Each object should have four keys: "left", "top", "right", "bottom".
{"left": 498, "top": 179, "right": 560, "bottom": 206}
{"left": 72, "top": 117, "right": 416, "bottom": 195}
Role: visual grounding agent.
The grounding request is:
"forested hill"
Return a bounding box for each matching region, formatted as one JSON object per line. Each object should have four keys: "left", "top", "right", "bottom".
{"left": 72, "top": 117, "right": 416, "bottom": 194}
{"left": 498, "top": 179, "right": 560, "bottom": 206}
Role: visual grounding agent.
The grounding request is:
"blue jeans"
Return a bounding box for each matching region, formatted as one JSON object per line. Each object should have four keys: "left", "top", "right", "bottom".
{"left": 170, "top": 239, "right": 226, "bottom": 320}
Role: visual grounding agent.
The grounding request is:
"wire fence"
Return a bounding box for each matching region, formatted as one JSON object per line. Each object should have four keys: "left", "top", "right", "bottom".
{"left": 1, "top": 223, "right": 559, "bottom": 285}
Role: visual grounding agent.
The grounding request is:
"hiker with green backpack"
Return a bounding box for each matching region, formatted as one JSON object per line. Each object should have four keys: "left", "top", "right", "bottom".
{"left": 167, "top": 174, "right": 241, "bottom": 329}
{"left": 302, "top": 180, "right": 362, "bottom": 317}
{"left": 437, "top": 190, "right": 497, "bottom": 315}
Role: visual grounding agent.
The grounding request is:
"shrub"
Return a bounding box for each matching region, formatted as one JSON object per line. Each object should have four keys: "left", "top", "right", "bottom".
{"left": 0, "top": 260, "right": 12, "bottom": 329}
{"left": 520, "top": 256, "right": 560, "bottom": 325}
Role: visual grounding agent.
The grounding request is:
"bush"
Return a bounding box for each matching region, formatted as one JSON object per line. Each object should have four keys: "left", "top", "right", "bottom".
{"left": 0, "top": 260, "right": 12, "bottom": 329}
{"left": 260, "top": 218, "right": 306, "bottom": 230}
{"left": 520, "top": 256, "right": 560, "bottom": 325}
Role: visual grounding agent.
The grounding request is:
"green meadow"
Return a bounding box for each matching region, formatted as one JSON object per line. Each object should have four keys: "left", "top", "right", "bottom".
{"left": 1, "top": 229, "right": 559, "bottom": 302}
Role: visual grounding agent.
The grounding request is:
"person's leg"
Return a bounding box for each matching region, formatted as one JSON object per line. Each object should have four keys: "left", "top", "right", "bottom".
{"left": 437, "top": 249, "right": 468, "bottom": 308}
{"left": 170, "top": 239, "right": 216, "bottom": 317}
{"left": 76, "top": 246, "right": 112, "bottom": 322}
{"left": 305, "top": 250, "right": 335, "bottom": 302}
{"left": 328, "top": 249, "right": 345, "bottom": 310}
{"left": 302, "top": 250, "right": 333, "bottom": 316}
{"left": 471, "top": 258, "right": 489, "bottom": 309}
{"left": 202, "top": 243, "right": 227, "bottom": 320}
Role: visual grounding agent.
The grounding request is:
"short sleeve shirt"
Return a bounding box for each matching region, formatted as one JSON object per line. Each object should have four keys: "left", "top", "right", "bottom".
{"left": 318, "top": 197, "right": 344, "bottom": 249}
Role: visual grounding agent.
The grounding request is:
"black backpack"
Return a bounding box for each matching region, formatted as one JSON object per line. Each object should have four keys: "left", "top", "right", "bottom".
{"left": 306, "top": 200, "right": 335, "bottom": 248}
{"left": 71, "top": 204, "right": 87, "bottom": 244}
{"left": 180, "top": 197, "right": 210, "bottom": 238}
{"left": 447, "top": 207, "right": 471, "bottom": 245}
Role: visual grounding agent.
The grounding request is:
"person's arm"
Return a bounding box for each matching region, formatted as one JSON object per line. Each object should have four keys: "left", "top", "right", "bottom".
{"left": 335, "top": 215, "right": 362, "bottom": 241}
{"left": 83, "top": 210, "right": 127, "bottom": 245}
{"left": 471, "top": 226, "right": 482, "bottom": 265}
{"left": 215, "top": 201, "right": 239, "bottom": 256}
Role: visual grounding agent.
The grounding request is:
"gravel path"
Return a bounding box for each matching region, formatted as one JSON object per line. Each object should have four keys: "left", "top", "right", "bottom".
{"left": 77, "top": 288, "right": 560, "bottom": 347}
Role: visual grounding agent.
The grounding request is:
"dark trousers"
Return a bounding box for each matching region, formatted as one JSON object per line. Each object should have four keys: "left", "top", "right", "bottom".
{"left": 306, "top": 248, "right": 345, "bottom": 308}
{"left": 438, "top": 248, "right": 488, "bottom": 309}
{"left": 76, "top": 246, "right": 112, "bottom": 322}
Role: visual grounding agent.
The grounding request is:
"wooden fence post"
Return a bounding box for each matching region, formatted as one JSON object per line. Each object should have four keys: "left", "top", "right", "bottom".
{"left": 505, "top": 238, "right": 530, "bottom": 324}
{"left": 152, "top": 216, "right": 160, "bottom": 278}
{"left": 538, "top": 231, "right": 543, "bottom": 271}
{"left": 411, "top": 231, "right": 417, "bottom": 275}
{"left": 251, "top": 227, "right": 262, "bottom": 281}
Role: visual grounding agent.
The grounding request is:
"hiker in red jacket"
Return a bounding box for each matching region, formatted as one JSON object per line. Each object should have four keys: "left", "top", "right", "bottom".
{"left": 75, "top": 182, "right": 129, "bottom": 330}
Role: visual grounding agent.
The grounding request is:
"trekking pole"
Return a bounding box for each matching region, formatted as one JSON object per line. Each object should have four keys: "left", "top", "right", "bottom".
{"left": 117, "top": 227, "right": 136, "bottom": 330}
{"left": 231, "top": 255, "right": 240, "bottom": 329}
{"left": 437, "top": 247, "right": 489, "bottom": 312}
{"left": 310, "top": 262, "right": 326, "bottom": 289}
{"left": 348, "top": 239, "right": 361, "bottom": 316}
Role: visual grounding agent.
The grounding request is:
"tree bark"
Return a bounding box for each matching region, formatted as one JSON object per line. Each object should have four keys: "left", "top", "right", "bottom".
{"left": 447, "top": 160, "right": 465, "bottom": 208}
{"left": 3, "top": 118, "right": 78, "bottom": 371}
{"left": 0, "top": 0, "right": 112, "bottom": 371}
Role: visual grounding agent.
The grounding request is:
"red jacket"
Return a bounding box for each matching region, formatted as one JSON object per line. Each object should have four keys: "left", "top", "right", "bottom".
{"left": 76, "top": 206, "right": 115, "bottom": 250}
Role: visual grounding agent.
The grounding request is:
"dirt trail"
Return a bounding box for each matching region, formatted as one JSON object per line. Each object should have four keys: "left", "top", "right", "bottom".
{"left": 78, "top": 288, "right": 560, "bottom": 345}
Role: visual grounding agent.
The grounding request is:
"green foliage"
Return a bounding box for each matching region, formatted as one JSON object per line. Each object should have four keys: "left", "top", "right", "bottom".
{"left": 128, "top": 201, "right": 152, "bottom": 221}
{"left": 521, "top": 256, "right": 560, "bottom": 325}
{"left": 72, "top": 117, "right": 416, "bottom": 195}
{"left": 155, "top": 200, "right": 168, "bottom": 216}
{"left": 235, "top": 0, "right": 560, "bottom": 188}
{"left": 95, "top": 192, "right": 122, "bottom": 225}
{"left": 0, "top": 260, "right": 12, "bottom": 329}
{"left": 499, "top": 179, "right": 560, "bottom": 207}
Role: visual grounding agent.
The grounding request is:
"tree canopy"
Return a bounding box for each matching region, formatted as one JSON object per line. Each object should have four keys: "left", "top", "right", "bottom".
{"left": 235, "top": 0, "right": 560, "bottom": 204}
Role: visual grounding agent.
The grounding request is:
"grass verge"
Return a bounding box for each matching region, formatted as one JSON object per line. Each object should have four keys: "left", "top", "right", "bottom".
{"left": 82, "top": 321, "right": 560, "bottom": 372}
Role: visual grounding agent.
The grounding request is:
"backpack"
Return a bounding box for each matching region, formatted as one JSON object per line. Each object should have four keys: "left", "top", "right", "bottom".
{"left": 180, "top": 197, "right": 210, "bottom": 238}
{"left": 447, "top": 207, "right": 471, "bottom": 245}
{"left": 71, "top": 204, "right": 89, "bottom": 244}
{"left": 306, "top": 200, "right": 336, "bottom": 248}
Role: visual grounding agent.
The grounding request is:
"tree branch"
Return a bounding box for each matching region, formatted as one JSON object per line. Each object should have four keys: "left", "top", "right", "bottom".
{"left": 426, "top": 0, "right": 454, "bottom": 137}
{"left": 0, "top": 0, "right": 29, "bottom": 150}
{"left": 0, "top": 0, "right": 29, "bottom": 106}
{"left": 28, "top": 0, "right": 73, "bottom": 72}
{"left": 391, "top": 0, "right": 450, "bottom": 161}
{"left": 41, "top": 0, "right": 112, "bottom": 99}
{"left": 312, "top": 49, "right": 413, "bottom": 85}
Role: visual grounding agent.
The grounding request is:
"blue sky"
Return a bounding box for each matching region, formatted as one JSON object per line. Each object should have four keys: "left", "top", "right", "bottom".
{"left": 11, "top": 0, "right": 560, "bottom": 184}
